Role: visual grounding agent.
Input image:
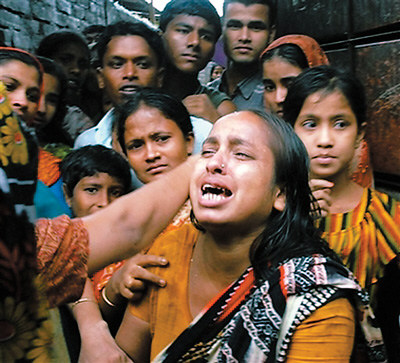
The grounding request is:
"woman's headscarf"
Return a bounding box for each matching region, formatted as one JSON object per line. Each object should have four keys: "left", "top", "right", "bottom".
{"left": 261, "top": 34, "right": 329, "bottom": 67}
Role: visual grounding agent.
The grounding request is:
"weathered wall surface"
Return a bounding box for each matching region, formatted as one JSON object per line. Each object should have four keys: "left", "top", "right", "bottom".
{"left": 0, "top": 0, "right": 146, "bottom": 51}
{"left": 277, "top": 0, "right": 400, "bottom": 191}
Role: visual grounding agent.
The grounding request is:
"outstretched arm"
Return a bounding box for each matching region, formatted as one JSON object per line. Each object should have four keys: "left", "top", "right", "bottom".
{"left": 83, "top": 156, "right": 197, "bottom": 274}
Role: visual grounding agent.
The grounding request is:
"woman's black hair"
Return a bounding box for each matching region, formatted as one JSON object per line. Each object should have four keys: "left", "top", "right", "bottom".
{"left": 261, "top": 43, "right": 309, "bottom": 70}
{"left": 60, "top": 145, "right": 132, "bottom": 197}
{"left": 283, "top": 65, "right": 367, "bottom": 129}
{"left": 246, "top": 110, "right": 341, "bottom": 279}
{"left": 35, "top": 56, "right": 71, "bottom": 145}
{"left": 115, "top": 88, "right": 193, "bottom": 155}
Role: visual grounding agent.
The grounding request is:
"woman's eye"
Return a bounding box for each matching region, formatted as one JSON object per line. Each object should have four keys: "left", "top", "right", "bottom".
{"left": 156, "top": 135, "right": 170, "bottom": 143}
{"left": 127, "top": 141, "right": 144, "bottom": 151}
{"left": 235, "top": 152, "right": 252, "bottom": 160}
{"left": 334, "top": 120, "right": 348, "bottom": 129}
{"left": 201, "top": 149, "right": 215, "bottom": 157}
{"left": 302, "top": 120, "right": 317, "bottom": 129}
{"left": 27, "top": 90, "right": 40, "bottom": 103}
{"left": 263, "top": 81, "right": 275, "bottom": 92}
{"left": 4, "top": 82, "right": 16, "bottom": 92}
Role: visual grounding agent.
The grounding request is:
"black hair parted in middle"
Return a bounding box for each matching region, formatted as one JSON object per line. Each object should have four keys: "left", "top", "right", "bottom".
{"left": 283, "top": 65, "right": 367, "bottom": 130}
{"left": 245, "top": 110, "right": 341, "bottom": 279}
{"left": 115, "top": 87, "right": 193, "bottom": 155}
{"left": 261, "top": 43, "right": 309, "bottom": 71}
{"left": 159, "top": 0, "right": 222, "bottom": 41}
{"left": 60, "top": 145, "right": 132, "bottom": 197}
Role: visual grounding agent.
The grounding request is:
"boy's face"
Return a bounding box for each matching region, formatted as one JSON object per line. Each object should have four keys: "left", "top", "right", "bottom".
{"left": 52, "top": 42, "right": 90, "bottom": 91}
{"left": 65, "top": 172, "right": 125, "bottom": 217}
{"left": 163, "top": 14, "right": 217, "bottom": 74}
{"left": 223, "top": 3, "right": 273, "bottom": 65}
{"left": 98, "top": 35, "right": 163, "bottom": 106}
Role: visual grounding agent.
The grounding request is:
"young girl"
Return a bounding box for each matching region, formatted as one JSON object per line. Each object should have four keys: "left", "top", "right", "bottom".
{"left": 0, "top": 47, "right": 42, "bottom": 124}
{"left": 0, "top": 49, "right": 70, "bottom": 218}
{"left": 34, "top": 56, "right": 71, "bottom": 148}
{"left": 284, "top": 65, "right": 400, "bottom": 360}
{"left": 116, "top": 110, "right": 369, "bottom": 362}
{"left": 261, "top": 35, "right": 372, "bottom": 189}
{"left": 261, "top": 34, "right": 329, "bottom": 117}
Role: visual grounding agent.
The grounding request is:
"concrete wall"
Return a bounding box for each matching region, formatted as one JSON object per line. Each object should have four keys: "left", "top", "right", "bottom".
{"left": 0, "top": 0, "right": 150, "bottom": 51}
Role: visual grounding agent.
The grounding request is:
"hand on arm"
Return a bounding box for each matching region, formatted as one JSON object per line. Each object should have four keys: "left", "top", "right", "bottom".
{"left": 100, "top": 254, "right": 168, "bottom": 325}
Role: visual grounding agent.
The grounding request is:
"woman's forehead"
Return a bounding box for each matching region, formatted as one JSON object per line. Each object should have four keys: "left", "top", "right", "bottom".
{"left": 212, "top": 112, "right": 269, "bottom": 139}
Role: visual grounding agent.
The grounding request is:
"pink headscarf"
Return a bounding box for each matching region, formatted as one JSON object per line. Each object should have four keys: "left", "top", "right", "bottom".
{"left": 261, "top": 34, "right": 329, "bottom": 67}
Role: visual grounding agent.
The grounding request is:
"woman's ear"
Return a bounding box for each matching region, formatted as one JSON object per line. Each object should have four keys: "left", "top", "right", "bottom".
{"left": 186, "top": 132, "right": 195, "bottom": 156}
{"left": 273, "top": 188, "right": 286, "bottom": 212}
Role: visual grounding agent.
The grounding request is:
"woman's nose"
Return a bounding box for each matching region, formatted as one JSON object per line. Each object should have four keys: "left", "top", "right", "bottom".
{"left": 205, "top": 153, "right": 226, "bottom": 174}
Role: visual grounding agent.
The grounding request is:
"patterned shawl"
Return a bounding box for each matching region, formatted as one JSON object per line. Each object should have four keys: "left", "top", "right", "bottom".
{"left": 154, "top": 255, "right": 386, "bottom": 362}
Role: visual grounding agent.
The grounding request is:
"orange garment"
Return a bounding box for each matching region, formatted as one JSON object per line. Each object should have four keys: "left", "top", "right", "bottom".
{"left": 318, "top": 188, "right": 400, "bottom": 302}
{"left": 128, "top": 223, "right": 197, "bottom": 360}
{"left": 128, "top": 224, "right": 355, "bottom": 361}
{"left": 36, "top": 215, "right": 89, "bottom": 308}
{"left": 37, "top": 148, "right": 61, "bottom": 186}
{"left": 92, "top": 201, "right": 191, "bottom": 301}
{"left": 287, "top": 298, "right": 355, "bottom": 362}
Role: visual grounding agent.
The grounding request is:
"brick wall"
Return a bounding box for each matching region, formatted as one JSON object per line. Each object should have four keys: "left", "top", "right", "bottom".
{"left": 0, "top": 0, "right": 150, "bottom": 51}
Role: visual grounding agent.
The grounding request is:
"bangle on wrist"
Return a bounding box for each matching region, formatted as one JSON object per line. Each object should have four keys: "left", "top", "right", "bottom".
{"left": 71, "top": 298, "right": 96, "bottom": 309}
{"left": 101, "top": 286, "right": 116, "bottom": 307}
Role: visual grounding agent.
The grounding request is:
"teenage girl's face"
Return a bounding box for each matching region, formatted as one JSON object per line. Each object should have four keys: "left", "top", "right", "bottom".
{"left": 33, "top": 72, "right": 60, "bottom": 129}
{"left": 263, "top": 57, "right": 302, "bottom": 117}
{"left": 190, "top": 111, "right": 284, "bottom": 234}
{"left": 294, "top": 90, "right": 361, "bottom": 181}
{"left": 123, "top": 104, "right": 194, "bottom": 184}
{"left": 0, "top": 60, "right": 40, "bottom": 123}
{"left": 66, "top": 172, "right": 125, "bottom": 218}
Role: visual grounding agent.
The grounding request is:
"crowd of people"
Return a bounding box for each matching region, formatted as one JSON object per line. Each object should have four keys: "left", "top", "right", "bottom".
{"left": 0, "top": 0, "right": 399, "bottom": 362}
